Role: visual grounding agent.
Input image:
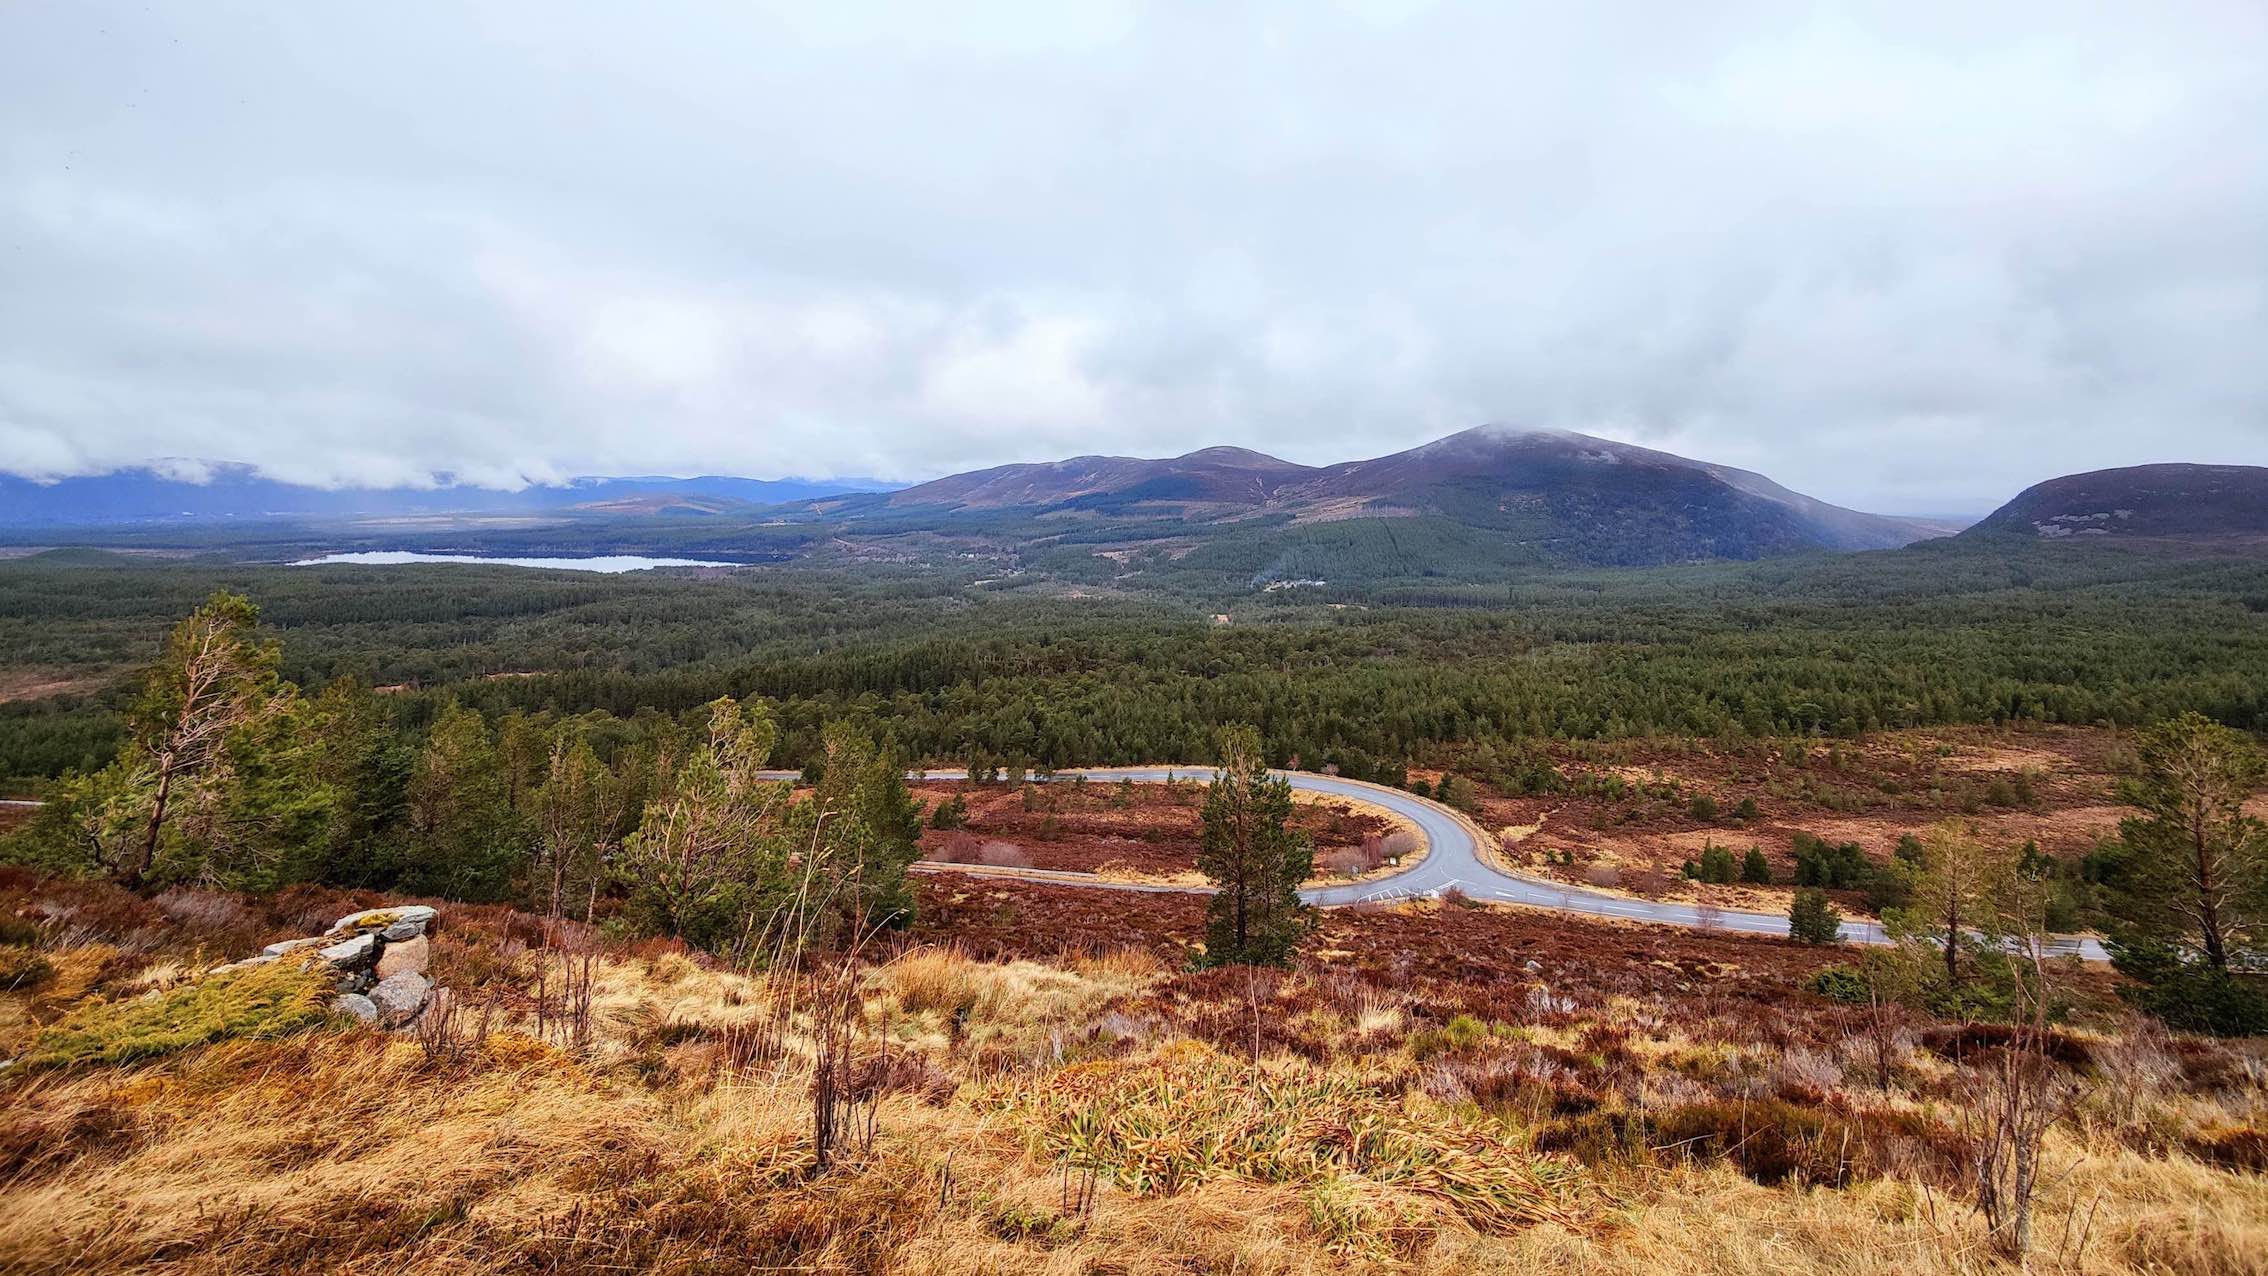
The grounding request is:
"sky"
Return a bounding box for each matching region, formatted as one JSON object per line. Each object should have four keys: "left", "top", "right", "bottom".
{"left": 2, "top": 2, "right": 2263, "bottom": 514}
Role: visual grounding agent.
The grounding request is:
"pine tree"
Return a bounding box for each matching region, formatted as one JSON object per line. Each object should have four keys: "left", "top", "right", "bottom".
{"left": 1789, "top": 887, "right": 1843, "bottom": 944}
{"left": 400, "top": 701, "right": 527, "bottom": 901}
{"left": 2098, "top": 713, "right": 2268, "bottom": 1034}
{"left": 1741, "top": 846, "right": 1772, "bottom": 884}
{"left": 1197, "top": 726, "right": 1312, "bottom": 967}
{"left": 618, "top": 697, "right": 791, "bottom": 952}
{"left": 2105, "top": 712, "right": 2267, "bottom": 972}
{"left": 40, "top": 592, "right": 312, "bottom": 889}
{"left": 532, "top": 730, "right": 622, "bottom": 923}
{"left": 812, "top": 722, "right": 925, "bottom": 931}
{"left": 1886, "top": 820, "right": 2017, "bottom": 996}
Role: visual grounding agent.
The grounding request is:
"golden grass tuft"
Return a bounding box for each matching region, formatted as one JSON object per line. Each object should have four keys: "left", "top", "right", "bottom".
{"left": 0, "top": 944, "right": 52, "bottom": 993}
{"left": 871, "top": 945, "right": 1165, "bottom": 1051}
{"left": 975, "top": 1037, "right": 1586, "bottom": 1240}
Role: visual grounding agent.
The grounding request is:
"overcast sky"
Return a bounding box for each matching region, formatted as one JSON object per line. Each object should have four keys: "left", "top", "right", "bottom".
{"left": 3, "top": 2, "right": 2263, "bottom": 513}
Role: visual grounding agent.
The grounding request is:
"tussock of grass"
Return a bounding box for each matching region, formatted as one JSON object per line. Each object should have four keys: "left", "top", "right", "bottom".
{"left": 872, "top": 945, "right": 1164, "bottom": 1056}
{"left": 975, "top": 1038, "right": 1585, "bottom": 1236}
{"left": 12, "top": 959, "right": 332, "bottom": 1071}
{"left": 1535, "top": 1098, "right": 1967, "bottom": 1189}
{"left": 0, "top": 945, "right": 51, "bottom": 993}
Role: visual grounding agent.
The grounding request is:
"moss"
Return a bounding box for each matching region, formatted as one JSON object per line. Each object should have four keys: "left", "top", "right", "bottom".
{"left": 16, "top": 960, "right": 333, "bottom": 1071}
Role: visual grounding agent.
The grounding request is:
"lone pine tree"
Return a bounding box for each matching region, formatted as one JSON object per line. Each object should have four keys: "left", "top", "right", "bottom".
{"left": 1197, "top": 726, "right": 1313, "bottom": 967}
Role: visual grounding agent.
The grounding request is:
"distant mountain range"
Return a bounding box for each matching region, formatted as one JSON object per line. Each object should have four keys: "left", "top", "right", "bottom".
{"left": 0, "top": 464, "right": 894, "bottom": 526}
{"left": 866, "top": 425, "right": 1958, "bottom": 563}
{"left": 1964, "top": 463, "right": 2268, "bottom": 541}
{"left": 15, "top": 434, "right": 2261, "bottom": 575}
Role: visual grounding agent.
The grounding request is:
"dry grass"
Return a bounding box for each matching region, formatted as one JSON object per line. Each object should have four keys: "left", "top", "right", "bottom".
{"left": 2, "top": 874, "right": 2266, "bottom": 1275}
{"left": 975, "top": 1038, "right": 1585, "bottom": 1243}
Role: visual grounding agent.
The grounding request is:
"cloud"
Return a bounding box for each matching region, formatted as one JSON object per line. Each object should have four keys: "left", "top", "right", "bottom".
{"left": 1, "top": 1, "right": 2263, "bottom": 512}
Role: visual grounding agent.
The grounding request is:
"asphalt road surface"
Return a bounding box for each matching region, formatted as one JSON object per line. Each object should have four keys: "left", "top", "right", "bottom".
{"left": 888, "top": 766, "right": 2112, "bottom": 962}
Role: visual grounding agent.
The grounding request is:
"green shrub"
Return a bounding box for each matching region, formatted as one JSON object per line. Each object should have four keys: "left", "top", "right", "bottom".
{"left": 1443, "top": 1013, "right": 1488, "bottom": 1050}
{"left": 1809, "top": 965, "right": 1869, "bottom": 1003}
{"left": 1696, "top": 843, "right": 1741, "bottom": 883}
{"left": 1688, "top": 795, "right": 1719, "bottom": 823}
{"left": 928, "top": 795, "right": 968, "bottom": 829}
{"left": 17, "top": 959, "right": 334, "bottom": 1070}
{"left": 1859, "top": 866, "right": 1912, "bottom": 913}
{"left": 1790, "top": 834, "right": 1870, "bottom": 888}
{"left": 1740, "top": 847, "right": 1772, "bottom": 884}
{"left": 1436, "top": 775, "right": 1479, "bottom": 813}
{"left": 2109, "top": 941, "right": 2268, "bottom": 1037}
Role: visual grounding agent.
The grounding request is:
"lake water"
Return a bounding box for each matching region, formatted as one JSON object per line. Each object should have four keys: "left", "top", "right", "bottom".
{"left": 291, "top": 551, "right": 744, "bottom": 573}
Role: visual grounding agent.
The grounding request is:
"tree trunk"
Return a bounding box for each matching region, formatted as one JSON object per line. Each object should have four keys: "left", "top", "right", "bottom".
{"left": 126, "top": 758, "right": 176, "bottom": 890}
{"left": 1943, "top": 896, "right": 1961, "bottom": 991}
{"left": 2194, "top": 818, "right": 2227, "bottom": 970}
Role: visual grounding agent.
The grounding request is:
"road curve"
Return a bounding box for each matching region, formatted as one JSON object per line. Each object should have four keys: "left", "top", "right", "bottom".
{"left": 887, "top": 767, "right": 2110, "bottom": 962}
{"left": 8, "top": 773, "right": 2105, "bottom": 960}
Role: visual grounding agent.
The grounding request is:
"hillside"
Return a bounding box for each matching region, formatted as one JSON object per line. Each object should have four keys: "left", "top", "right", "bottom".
{"left": 1283, "top": 426, "right": 1951, "bottom": 556}
{"left": 887, "top": 445, "right": 1317, "bottom": 510}
{"left": 875, "top": 426, "right": 1949, "bottom": 568}
{"left": 1966, "top": 463, "right": 2268, "bottom": 541}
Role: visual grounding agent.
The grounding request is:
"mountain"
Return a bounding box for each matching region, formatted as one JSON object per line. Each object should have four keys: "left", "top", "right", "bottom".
{"left": 886, "top": 446, "right": 1317, "bottom": 509}
{"left": 1964, "top": 463, "right": 2268, "bottom": 542}
{"left": 876, "top": 426, "right": 1949, "bottom": 565}
{"left": 0, "top": 464, "right": 895, "bottom": 526}
{"left": 1283, "top": 427, "right": 1952, "bottom": 554}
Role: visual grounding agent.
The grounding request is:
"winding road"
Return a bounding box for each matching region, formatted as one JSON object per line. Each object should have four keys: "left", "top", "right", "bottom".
{"left": 896, "top": 767, "right": 2112, "bottom": 962}
{"left": 5, "top": 769, "right": 2110, "bottom": 960}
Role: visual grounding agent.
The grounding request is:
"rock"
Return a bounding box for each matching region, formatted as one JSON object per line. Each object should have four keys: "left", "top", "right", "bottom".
{"left": 317, "top": 932, "right": 376, "bottom": 970}
{"left": 380, "top": 920, "right": 426, "bottom": 942}
{"left": 332, "top": 993, "right": 379, "bottom": 1024}
{"left": 261, "top": 936, "right": 326, "bottom": 958}
{"left": 211, "top": 954, "right": 278, "bottom": 974}
{"left": 331, "top": 905, "right": 438, "bottom": 936}
{"left": 373, "top": 934, "right": 429, "bottom": 981}
{"left": 369, "top": 972, "right": 432, "bottom": 1027}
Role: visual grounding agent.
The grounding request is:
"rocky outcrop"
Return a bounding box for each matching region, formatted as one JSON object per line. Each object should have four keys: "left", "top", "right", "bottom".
{"left": 214, "top": 904, "right": 446, "bottom": 1031}
{"left": 369, "top": 973, "right": 433, "bottom": 1027}
{"left": 373, "top": 934, "right": 429, "bottom": 982}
